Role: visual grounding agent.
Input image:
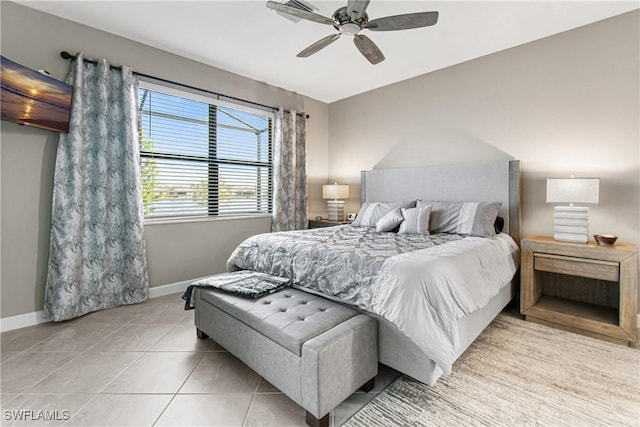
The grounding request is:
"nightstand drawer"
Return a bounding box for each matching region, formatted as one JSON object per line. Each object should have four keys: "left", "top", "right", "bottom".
{"left": 534, "top": 253, "right": 619, "bottom": 282}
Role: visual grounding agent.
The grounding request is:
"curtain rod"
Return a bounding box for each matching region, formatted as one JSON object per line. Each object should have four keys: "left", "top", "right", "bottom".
{"left": 59, "top": 51, "right": 309, "bottom": 119}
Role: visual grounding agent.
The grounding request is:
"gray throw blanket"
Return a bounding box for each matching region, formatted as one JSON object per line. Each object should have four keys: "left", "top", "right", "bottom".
{"left": 182, "top": 270, "right": 291, "bottom": 309}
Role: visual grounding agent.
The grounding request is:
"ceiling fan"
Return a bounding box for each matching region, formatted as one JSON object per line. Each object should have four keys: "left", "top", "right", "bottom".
{"left": 266, "top": 0, "right": 439, "bottom": 65}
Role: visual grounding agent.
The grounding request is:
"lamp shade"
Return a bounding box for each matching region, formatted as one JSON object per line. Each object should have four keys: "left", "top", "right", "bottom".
{"left": 322, "top": 183, "right": 349, "bottom": 200}
{"left": 546, "top": 178, "right": 599, "bottom": 204}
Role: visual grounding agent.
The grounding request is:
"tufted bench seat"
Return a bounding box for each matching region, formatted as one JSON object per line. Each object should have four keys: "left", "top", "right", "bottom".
{"left": 194, "top": 286, "right": 377, "bottom": 427}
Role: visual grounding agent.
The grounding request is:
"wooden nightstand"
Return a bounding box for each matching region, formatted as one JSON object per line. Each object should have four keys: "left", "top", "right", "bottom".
{"left": 308, "top": 219, "right": 351, "bottom": 229}
{"left": 521, "top": 235, "right": 637, "bottom": 345}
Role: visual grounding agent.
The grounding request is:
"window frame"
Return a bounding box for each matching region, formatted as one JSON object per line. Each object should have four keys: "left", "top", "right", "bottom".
{"left": 138, "top": 78, "right": 275, "bottom": 223}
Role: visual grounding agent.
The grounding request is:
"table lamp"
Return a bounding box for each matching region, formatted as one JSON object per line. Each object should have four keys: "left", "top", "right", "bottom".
{"left": 322, "top": 182, "right": 349, "bottom": 221}
{"left": 546, "top": 176, "right": 599, "bottom": 243}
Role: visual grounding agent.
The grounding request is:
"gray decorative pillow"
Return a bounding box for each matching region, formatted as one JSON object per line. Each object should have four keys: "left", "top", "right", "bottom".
{"left": 417, "top": 200, "right": 502, "bottom": 237}
{"left": 352, "top": 200, "right": 416, "bottom": 228}
{"left": 376, "top": 208, "right": 404, "bottom": 232}
{"left": 398, "top": 206, "right": 431, "bottom": 235}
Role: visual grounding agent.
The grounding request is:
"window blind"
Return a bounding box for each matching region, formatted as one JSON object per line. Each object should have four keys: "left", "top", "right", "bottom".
{"left": 138, "top": 82, "right": 273, "bottom": 220}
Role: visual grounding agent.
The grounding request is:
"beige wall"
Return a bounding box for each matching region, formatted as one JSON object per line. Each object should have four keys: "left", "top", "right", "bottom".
{"left": 327, "top": 11, "right": 639, "bottom": 304}
{"left": 0, "top": 2, "right": 329, "bottom": 318}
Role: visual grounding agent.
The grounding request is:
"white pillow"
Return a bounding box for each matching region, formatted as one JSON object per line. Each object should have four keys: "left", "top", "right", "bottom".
{"left": 375, "top": 208, "right": 404, "bottom": 232}
{"left": 399, "top": 206, "right": 431, "bottom": 235}
{"left": 351, "top": 201, "right": 416, "bottom": 228}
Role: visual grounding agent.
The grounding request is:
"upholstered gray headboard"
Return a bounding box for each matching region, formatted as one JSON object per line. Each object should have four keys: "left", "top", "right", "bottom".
{"left": 361, "top": 160, "right": 521, "bottom": 244}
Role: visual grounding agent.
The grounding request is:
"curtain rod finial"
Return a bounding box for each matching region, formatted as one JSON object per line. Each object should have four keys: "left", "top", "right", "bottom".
{"left": 60, "top": 51, "right": 74, "bottom": 60}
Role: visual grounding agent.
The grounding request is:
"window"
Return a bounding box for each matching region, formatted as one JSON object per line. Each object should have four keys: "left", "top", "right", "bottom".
{"left": 138, "top": 80, "right": 273, "bottom": 221}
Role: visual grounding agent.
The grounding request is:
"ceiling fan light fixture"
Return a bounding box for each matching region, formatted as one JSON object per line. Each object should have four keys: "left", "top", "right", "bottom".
{"left": 340, "top": 22, "right": 361, "bottom": 35}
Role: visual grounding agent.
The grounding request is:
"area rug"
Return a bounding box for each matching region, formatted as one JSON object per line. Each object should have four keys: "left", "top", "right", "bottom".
{"left": 344, "top": 313, "right": 640, "bottom": 426}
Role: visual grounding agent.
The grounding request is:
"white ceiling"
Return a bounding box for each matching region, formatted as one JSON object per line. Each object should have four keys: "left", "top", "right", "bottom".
{"left": 18, "top": 1, "right": 639, "bottom": 103}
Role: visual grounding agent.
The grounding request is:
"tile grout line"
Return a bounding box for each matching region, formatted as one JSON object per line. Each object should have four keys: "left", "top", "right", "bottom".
{"left": 173, "top": 350, "right": 208, "bottom": 394}
{"left": 151, "top": 349, "right": 208, "bottom": 426}
{"left": 77, "top": 322, "right": 137, "bottom": 353}
{"left": 10, "top": 351, "right": 85, "bottom": 395}
{"left": 241, "top": 375, "right": 263, "bottom": 426}
{"left": 64, "top": 323, "right": 147, "bottom": 396}
{"left": 60, "top": 392, "right": 100, "bottom": 426}
{"left": 93, "top": 351, "right": 148, "bottom": 395}
{"left": 135, "top": 321, "right": 178, "bottom": 353}
{"left": 1, "top": 349, "right": 25, "bottom": 364}
{"left": 1, "top": 323, "right": 74, "bottom": 360}
{"left": 150, "top": 392, "right": 179, "bottom": 427}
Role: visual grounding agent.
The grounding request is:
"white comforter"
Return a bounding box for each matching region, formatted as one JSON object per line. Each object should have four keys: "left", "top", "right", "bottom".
{"left": 371, "top": 234, "right": 519, "bottom": 373}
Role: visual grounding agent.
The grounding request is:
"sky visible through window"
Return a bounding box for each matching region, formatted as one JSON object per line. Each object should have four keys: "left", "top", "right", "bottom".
{"left": 138, "top": 88, "right": 272, "bottom": 218}
{"left": 138, "top": 90, "right": 270, "bottom": 159}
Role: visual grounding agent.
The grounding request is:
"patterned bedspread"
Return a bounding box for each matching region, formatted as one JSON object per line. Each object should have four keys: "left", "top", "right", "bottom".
{"left": 228, "top": 225, "right": 462, "bottom": 308}
{"left": 227, "top": 225, "right": 519, "bottom": 374}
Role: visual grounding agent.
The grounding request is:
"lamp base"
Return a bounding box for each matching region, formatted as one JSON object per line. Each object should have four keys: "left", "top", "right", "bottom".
{"left": 553, "top": 206, "right": 589, "bottom": 243}
{"left": 327, "top": 200, "right": 345, "bottom": 221}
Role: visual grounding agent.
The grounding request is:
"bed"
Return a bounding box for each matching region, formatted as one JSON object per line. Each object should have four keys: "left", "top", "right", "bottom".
{"left": 228, "top": 160, "right": 521, "bottom": 385}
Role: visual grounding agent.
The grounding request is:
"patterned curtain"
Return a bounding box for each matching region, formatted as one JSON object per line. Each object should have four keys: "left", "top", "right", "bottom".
{"left": 44, "top": 53, "right": 149, "bottom": 321}
{"left": 272, "top": 109, "right": 307, "bottom": 231}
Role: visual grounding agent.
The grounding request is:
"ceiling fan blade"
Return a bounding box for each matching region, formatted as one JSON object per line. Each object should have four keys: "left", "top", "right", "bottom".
{"left": 353, "top": 34, "right": 385, "bottom": 65}
{"left": 297, "top": 34, "right": 341, "bottom": 58}
{"left": 266, "top": 1, "right": 335, "bottom": 26}
{"left": 347, "top": 0, "right": 370, "bottom": 20}
{"left": 367, "top": 11, "right": 439, "bottom": 31}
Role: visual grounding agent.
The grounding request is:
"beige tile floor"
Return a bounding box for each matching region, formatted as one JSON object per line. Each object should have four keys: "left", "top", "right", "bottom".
{"left": 0, "top": 293, "right": 400, "bottom": 427}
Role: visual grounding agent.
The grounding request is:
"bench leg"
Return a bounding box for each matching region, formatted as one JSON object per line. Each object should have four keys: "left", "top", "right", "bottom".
{"left": 196, "top": 328, "right": 209, "bottom": 340}
{"left": 359, "top": 377, "right": 375, "bottom": 392}
{"left": 305, "top": 411, "right": 329, "bottom": 427}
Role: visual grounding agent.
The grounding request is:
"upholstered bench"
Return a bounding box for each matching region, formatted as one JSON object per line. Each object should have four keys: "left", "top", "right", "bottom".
{"left": 194, "top": 287, "right": 378, "bottom": 427}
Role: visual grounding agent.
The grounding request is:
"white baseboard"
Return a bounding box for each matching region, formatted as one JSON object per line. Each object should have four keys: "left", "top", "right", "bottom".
{"left": 148, "top": 279, "right": 191, "bottom": 299}
{"left": 0, "top": 310, "right": 47, "bottom": 333}
{"left": 1, "top": 280, "right": 193, "bottom": 333}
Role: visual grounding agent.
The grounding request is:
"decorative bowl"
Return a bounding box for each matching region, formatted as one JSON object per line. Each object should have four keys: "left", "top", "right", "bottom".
{"left": 594, "top": 234, "right": 617, "bottom": 246}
